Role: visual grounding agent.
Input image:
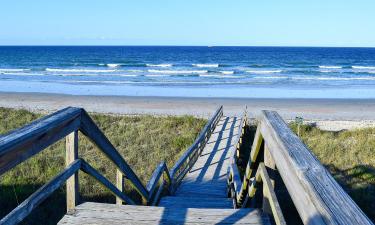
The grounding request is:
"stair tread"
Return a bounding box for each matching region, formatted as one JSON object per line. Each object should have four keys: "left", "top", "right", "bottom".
{"left": 58, "top": 202, "right": 270, "bottom": 225}
{"left": 159, "top": 196, "right": 233, "bottom": 209}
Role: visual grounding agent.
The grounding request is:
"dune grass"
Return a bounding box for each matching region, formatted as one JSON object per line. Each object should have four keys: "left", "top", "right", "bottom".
{"left": 289, "top": 123, "right": 375, "bottom": 221}
{"left": 0, "top": 107, "right": 206, "bottom": 224}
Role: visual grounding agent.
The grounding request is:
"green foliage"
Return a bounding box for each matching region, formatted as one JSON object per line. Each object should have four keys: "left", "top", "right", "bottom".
{"left": 0, "top": 107, "right": 206, "bottom": 224}
{"left": 289, "top": 123, "right": 375, "bottom": 221}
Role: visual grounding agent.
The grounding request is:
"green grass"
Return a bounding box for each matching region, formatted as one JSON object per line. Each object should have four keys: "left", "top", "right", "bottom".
{"left": 0, "top": 107, "right": 206, "bottom": 224}
{"left": 289, "top": 122, "right": 375, "bottom": 221}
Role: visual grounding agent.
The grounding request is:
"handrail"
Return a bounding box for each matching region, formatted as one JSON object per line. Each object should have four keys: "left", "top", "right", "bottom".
{"left": 170, "top": 105, "right": 223, "bottom": 190}
{"left": 0, "top": 106, "right": 223, "bottom": 224}
{"left": 227, "top": 110, "right": 373, "bottom": 225}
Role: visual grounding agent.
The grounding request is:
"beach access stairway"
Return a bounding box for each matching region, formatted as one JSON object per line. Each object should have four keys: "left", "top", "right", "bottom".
{"left": 0, "top": 106, "right": 373, "bottom": 225}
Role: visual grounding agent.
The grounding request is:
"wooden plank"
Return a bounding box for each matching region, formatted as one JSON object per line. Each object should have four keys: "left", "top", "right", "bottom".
{"left": 0, "top": 107, "right": 82, "bottom": 175}
{"left": 260, "top": 110, "right": 373, "bottom": 225}
{"left": 258, "top": 164, "right": 286, "bottom": 225}
{"left": 0, "top": 159, "right": 82, "bottom": 225}
{"left": 66, "top": 131, "right": 79, "bottom": 212}
{"left": 115, "top": 169, "right": 124, "bottom": 205}
{"left": 146, "top": 161, "right": 168, "bottom": 197}
{"left": 170, "top": 105, "right": 223, "bottom": 183}
{"left": 79, "top": 110, "right": 149, "bottom": 202}
{"left": 80, "top": 160, "right": 135, "bottom": 205}
{"left": 159, "top": 196, "right": 233, "bottom": 209}
{"left": 58, "top": 202, "right": 270, "bottom": 225}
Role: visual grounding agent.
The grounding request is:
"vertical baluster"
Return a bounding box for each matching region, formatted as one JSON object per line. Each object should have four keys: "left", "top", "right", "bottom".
{"left": 262, "top": 144, "right": 276, "bottom": 215}
{"left": 66, "top": 130, "right": 79, "bottom": 212}
{"left": 116, "top": 169, "right": 125, "bottom": 205}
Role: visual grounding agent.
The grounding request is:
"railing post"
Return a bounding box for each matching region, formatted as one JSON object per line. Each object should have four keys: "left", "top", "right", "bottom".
{"left": 116, "top": 169, "right": 125, "bottom": 205}
{"left": 262, "top": 144, "right": 276, "bottom": 216}
{"left": 66, "top": 130, "right": 79, "bottom": 213}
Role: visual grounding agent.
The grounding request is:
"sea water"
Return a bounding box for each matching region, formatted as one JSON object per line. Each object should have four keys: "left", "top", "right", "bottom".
{"left": 1, "top": 46, "right": 375, "bottom": 98}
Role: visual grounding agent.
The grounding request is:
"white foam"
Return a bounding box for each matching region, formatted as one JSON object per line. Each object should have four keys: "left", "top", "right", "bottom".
{"left": 192, "top": 64, "right": 219, "bottom": 68}
{"left": 352, "top": 66, "right": 375, "bottom": 70}
{"left": 246, "top": 70, "right": 282, "bottom": 74}
{"left": 220, "top": 71, "right": 234, "bottom": 75}
{"left": 46, "top": 68, "right": 117, "bottom": 73}
{"left": 127, "top": 69, "right": 143, "bottom": 73}
{"left": 146, "top": 64, "right": 172, "bottom": 67}
{"left": 144, "top": 74, "right": 171, "bottom": 77}
{"left": 252, "top": 76, "right": 288, "bottom": 79}
{"left": 319, "top": 66, "right": 342, "bottom": 69}
{"left": 293, "top": 76, "right": 375, "bottom": 81}
{"left": 147, "top": 69, "right": 207, "bottom": 74}
{"left": 1, "top": 72, "right": 43, "bottom": 76}
{"left": 200, "top": 74, "right": 242, "bottom": 79}
{"left": 107, "top": 64, "right": 122, "bottom": 68}
{"left": 0, "top": 68, "right": 30, "bottom": 72}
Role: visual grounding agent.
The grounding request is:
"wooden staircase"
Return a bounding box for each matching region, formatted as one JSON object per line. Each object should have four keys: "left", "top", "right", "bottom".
{"left": 0, "top": 106, "right": 372, "bottom": 225}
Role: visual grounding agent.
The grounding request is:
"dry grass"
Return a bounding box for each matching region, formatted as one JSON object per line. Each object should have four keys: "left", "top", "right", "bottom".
{"left": 0, "top": 107, "right": 206, "bottom": 224}
{"left": 289, "top": 123, "right": 375, "bottom": 221}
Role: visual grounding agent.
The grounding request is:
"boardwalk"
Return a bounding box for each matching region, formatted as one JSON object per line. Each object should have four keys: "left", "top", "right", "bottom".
{"left": 159, "top": 116, "right": 240, "bottom": 208}
{"left": 1, "top": 106, "right": 372, "bottom": 225}
{"left": 59, "top": 116, "right": 271, "bottom": 224}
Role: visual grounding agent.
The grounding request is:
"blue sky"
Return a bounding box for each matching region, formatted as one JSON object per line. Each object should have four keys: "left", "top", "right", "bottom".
{"left": 1, "top": 0, "right": 374, "bottom": 46}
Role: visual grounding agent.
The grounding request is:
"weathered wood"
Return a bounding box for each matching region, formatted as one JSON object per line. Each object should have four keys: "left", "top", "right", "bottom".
{"left": 58, "top": 202, "right": 271, "bottom": 225}
{"left": 115, "top": 169, "right": 124, "bottom": 205}
{"left": 0, "top": 107, "right": 82, "bottom": 176}
{"left": 66, "top": 131, "right": 79, "bottom": 212}
{"left": 151, "top": 180, "right": 165, "bottom": 206}
{"left": 79, "top": 110, "right": 149, "bottom": 202}
{"left": 159, "top": 196, "right": 233, "bottom": 209}
{"left": 262, "top": 145, "right": 275, "bottom": 215}
{"left": 260, "top": 110, "right": 373, "bottom": 225}
{"left": 0, "top": 159, "right": 81, "bottom": 225}
{"left": 258, "top": 164, "right": 286, "bottom": 225}
{"left": 170, "top": 105, "right": 223, "bottom": 187}
{"left": 146, "top": 161, "right": 170, "bottom": 197}
{"left": 80, "top": 160, "right": 135, "bottom": 205}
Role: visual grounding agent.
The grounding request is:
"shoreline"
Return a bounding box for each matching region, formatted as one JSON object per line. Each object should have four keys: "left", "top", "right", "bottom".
{"left": 1, "top": 91, "right": 375, "bottom": 131}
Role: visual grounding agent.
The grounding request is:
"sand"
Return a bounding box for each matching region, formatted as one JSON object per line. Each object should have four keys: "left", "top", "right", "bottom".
{"left": 1, "top": 92, "right": 375, "bottom": 131}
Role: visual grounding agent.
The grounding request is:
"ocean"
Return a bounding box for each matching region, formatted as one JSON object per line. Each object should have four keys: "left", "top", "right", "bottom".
{"left": 1, "top": 46, "right": 375, "bottom": 98}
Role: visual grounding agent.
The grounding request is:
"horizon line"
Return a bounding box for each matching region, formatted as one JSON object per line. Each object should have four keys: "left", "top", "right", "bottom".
{"left": 0, "top": 44, "right": 375, "bottom": 48}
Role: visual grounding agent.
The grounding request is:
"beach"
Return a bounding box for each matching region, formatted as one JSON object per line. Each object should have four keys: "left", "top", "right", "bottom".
{"left": 2, "top": 92, "right": 375, "bottom": 131}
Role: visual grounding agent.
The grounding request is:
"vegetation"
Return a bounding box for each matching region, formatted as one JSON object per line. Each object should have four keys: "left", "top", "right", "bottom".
{"left": 289, "top": 122, "right": 375, "bottom": 221}
{"left": 0, "top": 107, "right": 206, "bottom": 224}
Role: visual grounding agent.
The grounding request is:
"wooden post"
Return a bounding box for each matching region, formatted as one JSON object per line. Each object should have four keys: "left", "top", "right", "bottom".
{"left": 116, "top": 169, "right": 125, "bottom": 205}
{"left": 66, "top": 130, "right": 79, "bottom": 212}
{"left": 262, "top": 143, "right": 276, "bottom": 216}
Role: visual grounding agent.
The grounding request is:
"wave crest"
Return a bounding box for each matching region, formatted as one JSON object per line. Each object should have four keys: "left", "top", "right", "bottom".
{"left": 147, "top": 69, "right": 207, "bottom": 74}
{"left": 146, "top": 64, "right": 172, "bottom": 67}
{"left": 192, "top": 64, "right": 219, "bottom": 68}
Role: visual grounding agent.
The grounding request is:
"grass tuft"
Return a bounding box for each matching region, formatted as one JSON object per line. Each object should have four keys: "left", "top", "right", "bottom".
{"left": 0, "top": 107, "right": 206, "bottom": 224}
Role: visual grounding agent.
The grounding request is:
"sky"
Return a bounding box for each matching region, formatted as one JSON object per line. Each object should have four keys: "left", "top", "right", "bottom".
{"left": 0, "top": 0, "right": 374, "bottom": 47}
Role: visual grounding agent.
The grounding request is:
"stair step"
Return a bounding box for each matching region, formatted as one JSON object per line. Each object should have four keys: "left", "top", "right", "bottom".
{"left": 58, "top": 202, "right": 270, "bottom": 225}
{"left": 159, "top": 196, "right": 234, "bottom": 209}
{"left": 175, "top": 182, "right": 228, "bottom": 198}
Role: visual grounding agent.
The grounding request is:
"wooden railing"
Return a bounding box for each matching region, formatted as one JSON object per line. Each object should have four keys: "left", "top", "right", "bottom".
{"left": 0, "top": 106, "right": 222, "bottom": 224}
{"left": 227, "top": 110, "right": 373, "bottom": 225}
{"left": 169, "top": 105, "right": 223, "bottom": 192}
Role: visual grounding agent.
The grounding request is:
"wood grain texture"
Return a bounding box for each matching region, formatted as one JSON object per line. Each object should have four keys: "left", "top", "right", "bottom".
{"left": 66, "top": 131, "right": 79, "bottom": 212}
{"left": 116, "top": 169, "right": 124, "bottom": 205}
{"left": 79, "top": 110, "right": 149, "bottom": 201}
{"left": 80, "top": 160, "right": 135, "bottom": 205}
{"left": 0, "top": 159, "right": 81, "bottom": 225}
{"left": 260, "top": 110, "right": 373, "bottom": 225}
{"left": 170, "top": 106, "right": 223, "bottom": 188}
{"left": 0, "top": 107, "right": 82, "bottom": 176}
{"left": 258, "top": 164, "right": 286, "bottom": 225}
{"left": 58, "top": 202, "right": 271, "bottom": 225}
